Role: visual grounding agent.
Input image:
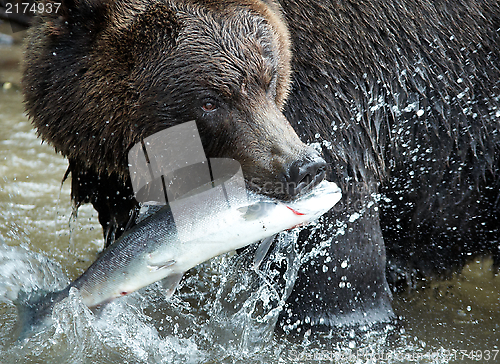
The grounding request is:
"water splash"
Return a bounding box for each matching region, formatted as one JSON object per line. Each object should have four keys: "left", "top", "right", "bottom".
{"left": 0, "top": 228, "right": 311, "bottom": 363}
{"left": 0, "top": 230, "right": 461, "bottom": 364}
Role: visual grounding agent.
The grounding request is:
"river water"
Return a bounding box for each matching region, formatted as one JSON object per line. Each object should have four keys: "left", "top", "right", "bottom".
{"left": 0, "top": 28, "right": 499, "bottom": 364}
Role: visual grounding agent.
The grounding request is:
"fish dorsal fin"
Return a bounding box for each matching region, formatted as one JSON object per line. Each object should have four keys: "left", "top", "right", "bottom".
{"left": 253, "top": 234, "right": 277, "bottom": 270}
{"left": 161, "top": 273, "right": 184, "bottom": 299}
{"left": 147, "top": 259, "right": 176, "bottom": 272}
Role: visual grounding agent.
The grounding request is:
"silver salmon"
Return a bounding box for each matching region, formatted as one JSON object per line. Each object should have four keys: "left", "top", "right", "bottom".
{"left": 16, "top": 180, "right": 341, "bottom": 339}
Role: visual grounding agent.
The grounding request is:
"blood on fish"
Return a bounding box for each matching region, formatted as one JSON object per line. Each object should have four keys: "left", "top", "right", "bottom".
{"left": 286, "top": 206, "right": 305, "bottom": 216}
{"left": 120, "top": 292, "right": 128, "bottom": 296}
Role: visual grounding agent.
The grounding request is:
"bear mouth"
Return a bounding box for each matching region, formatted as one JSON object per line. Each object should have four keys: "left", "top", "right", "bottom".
{"left": 292, "top": 165, "right": 327, "bottom": 197}
{"left": 244, "top": 166, "right": 327, "bottom": 202}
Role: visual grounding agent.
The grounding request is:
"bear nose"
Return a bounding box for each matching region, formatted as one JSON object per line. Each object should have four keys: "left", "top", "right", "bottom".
{"left": 286, "top": 152, "right": 327, "bottom": 197}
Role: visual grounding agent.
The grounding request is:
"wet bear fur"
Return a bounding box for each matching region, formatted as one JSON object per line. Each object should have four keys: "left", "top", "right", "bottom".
{"left": 23, "top": 0, "right": 500, "bottom": 334}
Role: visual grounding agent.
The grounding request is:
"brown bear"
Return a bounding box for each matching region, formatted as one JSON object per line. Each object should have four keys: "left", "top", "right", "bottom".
{"left": 22, "top": 0, "right": 500, "bottom": 334}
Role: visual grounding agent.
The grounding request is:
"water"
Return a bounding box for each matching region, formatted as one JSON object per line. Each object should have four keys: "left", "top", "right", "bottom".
{"left": 1, "top": 31, "right": 500, "bottom": 364}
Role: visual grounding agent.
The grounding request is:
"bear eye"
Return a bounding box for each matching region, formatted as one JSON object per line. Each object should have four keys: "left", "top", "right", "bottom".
{"left": 201, "top": 100, "right": 218, "bottom": 112}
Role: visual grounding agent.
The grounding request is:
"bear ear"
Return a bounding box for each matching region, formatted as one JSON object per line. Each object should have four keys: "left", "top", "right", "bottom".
{"left": 48, "top": 0, "right": 111, "bottom": 32}
{"left": 129, "top": 2, "right": 180, "bottom": 51}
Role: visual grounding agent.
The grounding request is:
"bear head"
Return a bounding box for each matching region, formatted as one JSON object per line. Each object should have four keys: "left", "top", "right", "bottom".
{"left": 23, "top": 0, "right": 327, "bottom": 200}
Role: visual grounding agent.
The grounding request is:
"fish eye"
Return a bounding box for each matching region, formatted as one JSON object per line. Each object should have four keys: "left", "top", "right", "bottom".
{"left": 201, "top": 100, "right": 218, "bottom": 112}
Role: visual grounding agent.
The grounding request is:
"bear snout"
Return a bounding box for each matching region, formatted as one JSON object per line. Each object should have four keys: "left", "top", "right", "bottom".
{"left": 283, "top": 152, "right": 327, "bottom": 197}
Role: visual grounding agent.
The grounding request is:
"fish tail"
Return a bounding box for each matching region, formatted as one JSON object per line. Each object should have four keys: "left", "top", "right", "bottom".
{"left": 13, "top": 287, "right": 69, "bottom": 341}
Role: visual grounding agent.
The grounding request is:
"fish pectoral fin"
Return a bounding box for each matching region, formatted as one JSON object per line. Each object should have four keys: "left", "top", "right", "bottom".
{"left": 161, "top": 273, "right": 184, "bottom": 299}
{"left": 147, "top": 259, "right": 176, "bottom": 272}
{"left": 238, "top": 201, "right": 277, "bottom": 221}
{"left": 253, "top": 234, "right": 277, "bottom": 270}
